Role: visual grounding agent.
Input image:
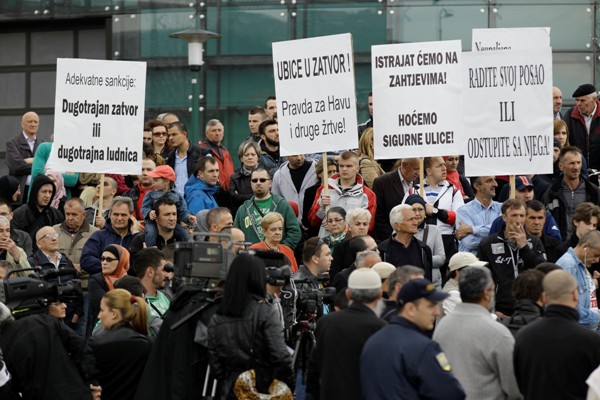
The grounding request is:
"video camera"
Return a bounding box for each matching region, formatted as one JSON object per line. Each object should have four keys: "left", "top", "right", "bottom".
{"left": 173, "top": 232, "right": 292, "bottom": 290}
{"left": 282, "top": 274, "right": 335, "bottom": 334}
{"left": 0, "top": 268, "right": 82, "bottom": 318}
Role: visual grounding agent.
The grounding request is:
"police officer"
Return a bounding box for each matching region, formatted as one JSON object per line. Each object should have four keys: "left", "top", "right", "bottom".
{"left": 360, "top": 279, "right": 465, "bottom": 400}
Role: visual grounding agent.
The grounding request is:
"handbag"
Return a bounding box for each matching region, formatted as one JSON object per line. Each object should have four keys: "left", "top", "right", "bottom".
{"left": 233, "top": 304, "right": 293, "bottom": 400}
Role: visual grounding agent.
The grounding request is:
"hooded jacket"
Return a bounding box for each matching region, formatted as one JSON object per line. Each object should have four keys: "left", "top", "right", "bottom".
{"left": 184, "top": 175, "right": 219, "bottom": 214}
{"left": 11, "top": 174, "right": 64, "bottom": 242}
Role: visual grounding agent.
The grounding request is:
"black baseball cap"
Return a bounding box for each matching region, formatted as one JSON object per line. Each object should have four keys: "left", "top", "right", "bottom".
{"left": 397, "top": 278, "right": 449, "bottom": 305}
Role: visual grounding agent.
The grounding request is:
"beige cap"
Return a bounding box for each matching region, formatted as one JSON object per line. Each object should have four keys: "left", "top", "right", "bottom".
{"left": 448, "top": 252, "right": 488, "bottom": 272}
{"left": 371, "top": 262, "right": 396, "bottom": 280}
{"left": 348, "top": 268, "right": 382, "bottom": 290}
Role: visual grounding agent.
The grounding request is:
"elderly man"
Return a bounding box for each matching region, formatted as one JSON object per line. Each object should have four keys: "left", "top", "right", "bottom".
{"left": 378, "top": 204, "right": 433, "bottom": 280}
{"left": 307, "top": 268, "right": 386, "bottom": 400}
{"left": 0, "top": 215, "right": 30, "bottom": 273}
{"left": 361, "top": 279, "right": 465, "bottom": 400}
{"left": 455, "top": 176, "right": 502, "bottom": 254}
{"left": 556, "top": 230, "right": 600, "bottom": 330}
{"left": 441, "top": 252, "right": 487, "bottom": 316}
{"left": 233, "top": 168, "right": 300, "bottom": 248}
{"left": 514, "top": 270, "right": 600, "bottom": 400}
{"left": 29, "top": 226, "right": 82, "bottom": 329}
{"left": 199, "top": 119, "right": 234, "bottom": 190}
{"left": 553, "top": 86, "right": 563, "bottom": 120}
{"left": 124, "top": 158, "right": 156, "bottom": 220}
{"left": 6, "top": 111, "right": 44, "bottom": 203}
{"left": 80, "top": 197, "right": 140, "bottom": 275}
{"left": 433, "top": 266, "right": 522, "bottom": 400}
{"left": 380, "top": 265, "right": 425, "bottom": 321}
{"left": 372, "top": 158, "right": 420, "bottom": 240}
{"left": 563, "top": 84, "right": 600, "bottom": 169}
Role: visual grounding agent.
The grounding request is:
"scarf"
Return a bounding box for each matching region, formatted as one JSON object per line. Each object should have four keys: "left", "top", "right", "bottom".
{"left": 102, "top": 244, "right": 130, "bottom": 291}
{"left": 445, "top": 170, "right": 465, "bottom": 196}
{"left": 46, "top": 170, "right": 66, "bottom": 209}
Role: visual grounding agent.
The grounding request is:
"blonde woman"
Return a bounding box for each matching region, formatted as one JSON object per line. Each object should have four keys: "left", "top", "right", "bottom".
{"left": 249, "top": 212, "right": 299, "bottom": 272}
{"left": 357, "top": 128, "right": 384, "bottom": 188}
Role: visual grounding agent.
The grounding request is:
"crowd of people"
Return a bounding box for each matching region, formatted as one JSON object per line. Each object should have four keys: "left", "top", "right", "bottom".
{"left": 1, "top": 83, "right": 600, "bottom": 399}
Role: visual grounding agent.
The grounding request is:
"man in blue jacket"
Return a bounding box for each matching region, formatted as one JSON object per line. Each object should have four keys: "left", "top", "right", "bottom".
{"left": 80, "top": 197, "right": 140, "bottom": 275}
{"left": 184, "top": 156, "right": 219, "bottom": 215}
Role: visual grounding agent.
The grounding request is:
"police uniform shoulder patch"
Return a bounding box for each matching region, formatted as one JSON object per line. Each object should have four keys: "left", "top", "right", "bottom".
{"left": 435, "top": 352, "right": 452, "bottom": 372}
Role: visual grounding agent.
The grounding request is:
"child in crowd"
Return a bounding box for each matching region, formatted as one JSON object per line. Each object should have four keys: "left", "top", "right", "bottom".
{"left": 142, "top": 165, "right": 196, "bottom": 247}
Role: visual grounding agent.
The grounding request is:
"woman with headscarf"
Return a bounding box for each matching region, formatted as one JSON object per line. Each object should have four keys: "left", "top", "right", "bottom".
{"left": 45, "top": 170, "right": 67, "bottom": 213}
{"left": 87, "top": 244, "right": 130, "bottom": 337}
{"left": 0, "top": 175, "right": 21, "bottom": 208}
{"left": 405, "top": 194, "right": 445, "bottom": 288}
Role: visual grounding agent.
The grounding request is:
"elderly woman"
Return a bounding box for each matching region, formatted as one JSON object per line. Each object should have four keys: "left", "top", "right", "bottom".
{"left": 248, "top": 212, "right": 298, "bottom": 273}
{"left": 87, "top": 244, "right": 130, "bottom": 337}
{"left": 230, "top": 141, "right": 262, "bottom": 210}
{"left": 322, "top": 207, "right": 348, "bottom": 250}
{"left": 405, "top": 194, "right": 445, "bottom": 288}
{"left": 357, "top": 128, "right": 384, "bottom": 188}
{"left": 90, "top": 288, "right": 151, "bottom": 400}
{"left": 330, "top": 207, "right": 372, "bottom": 278}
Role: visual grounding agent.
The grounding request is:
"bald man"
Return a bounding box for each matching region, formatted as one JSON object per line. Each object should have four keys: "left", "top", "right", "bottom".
{"left": 6, "top": 111, "right": 44, "bottom": 203}
{"left": 514, "top": 269, "right": 600, "bottom": 400}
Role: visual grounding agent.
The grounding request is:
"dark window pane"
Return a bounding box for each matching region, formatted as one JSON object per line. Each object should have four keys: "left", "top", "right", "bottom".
{"left": 78, "top": 29, "right": 107, "bottom": 59}
{"left": 30, "top": 71, "right": 56, "bottom": 108}
{"left": 31, "top": 31, "right": 74, "bottom": 65}
{"left": 0, "top": 73, "right": 25, "bottom": 109}
{"left": 0, "top": 33, "right": 26, "bottom": 66}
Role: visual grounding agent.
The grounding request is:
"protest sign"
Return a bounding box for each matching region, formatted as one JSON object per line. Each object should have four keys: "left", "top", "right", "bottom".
{"left": 371, "top": 40, "right": 462, "bottom": 159}
{"left": 472, "top": 27, "right": 550, "bottom": 51}
{"left": 272, "top": 33, "right": 358, "bottom": 157}
{"left": 462, "top": 48, "right": 553, "bottom": 176}
{"left": 51, "top": 58, "right": 146, "bottom": 174}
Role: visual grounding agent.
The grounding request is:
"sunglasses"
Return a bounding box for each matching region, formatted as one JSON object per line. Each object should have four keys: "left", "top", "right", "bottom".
{"left": 251, "top": 178, "right": 270, "bottom": 183}
{"left": 153, "top": 131, "right": 167, "bottom": 137}
{"left": 101, "top": 256, "right": 118, "bottom": 262}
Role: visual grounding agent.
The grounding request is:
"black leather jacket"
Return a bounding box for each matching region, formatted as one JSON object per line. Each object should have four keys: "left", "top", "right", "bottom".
{"left": 208, "top": 298, "right": 294, "bottom": 399}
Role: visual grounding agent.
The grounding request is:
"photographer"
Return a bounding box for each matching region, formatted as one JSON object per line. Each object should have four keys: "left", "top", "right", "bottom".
{"left": 0, "top": 302, "right": 101, "bottom": 400}
{"left": 208, "top": 253, "right": 294, "bottom": 399}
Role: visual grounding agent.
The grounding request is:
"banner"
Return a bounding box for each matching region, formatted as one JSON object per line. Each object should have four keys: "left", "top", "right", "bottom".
{"left": 272, "top": 33, "right": 358, "bottom": 156}
{"left": 51, "top": 58, "right": 147, "bottom": 174}
{"left": 472, "top": 27, "right": 550, "bottom": 51}
{"left": 462, "top": 48, "right": 553, "bottom": 176}
{"left": 371, "top": 40, "right": 462, "bottom": 159}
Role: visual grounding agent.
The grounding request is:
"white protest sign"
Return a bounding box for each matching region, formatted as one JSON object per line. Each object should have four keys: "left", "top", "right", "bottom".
{"left": 462, "top": 48, "right": 553, "bottom": 176}
{"left": 472, "top": 27, "right": 550, "bottom": 51}
{"left": 272, "top": 33, "right": 358, "bottom": 156}
{"left": 372, "top": 40, "right": 462, "bottom": 159}
{"left": 51, "top": 58, "right": 146, "bottom": 174}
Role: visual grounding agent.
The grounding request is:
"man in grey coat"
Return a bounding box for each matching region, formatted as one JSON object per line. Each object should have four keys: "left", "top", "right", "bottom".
{"left": 433, "top": 266, "right": 523, "bottom": 400}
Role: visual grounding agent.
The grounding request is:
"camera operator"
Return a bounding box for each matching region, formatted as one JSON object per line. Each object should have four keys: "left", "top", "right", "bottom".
{"left": 0, "top": 302, "right": 101, "bottom": 400}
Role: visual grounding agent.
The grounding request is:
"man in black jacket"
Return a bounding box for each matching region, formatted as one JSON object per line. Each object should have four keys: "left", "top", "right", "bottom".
{"left": 378, "top": 204, "right": 434, "bottom": 281}
{"left": 542, "top": 146, "right": 600, "bottom": 240}
{"left": 11, "top": 174, "right": 64, "bottom": 243}
{"left": 307, "top": 268, "right": 386, "bottom": 400}
{"left": 514, "top": 269, "right": 600, "bottom": 400}
{"left": 478, "top": 199, "right": 545, "bottom": 317}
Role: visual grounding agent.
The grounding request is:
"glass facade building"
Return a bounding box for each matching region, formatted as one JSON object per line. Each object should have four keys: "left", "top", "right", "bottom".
{"left": 0, "top": 0, "right": 598, "bottom": 172}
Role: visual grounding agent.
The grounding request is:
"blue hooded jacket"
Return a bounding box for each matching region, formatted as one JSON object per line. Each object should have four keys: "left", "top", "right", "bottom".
{"left": 184, "top": 175, "right": 218, "bottom": 214}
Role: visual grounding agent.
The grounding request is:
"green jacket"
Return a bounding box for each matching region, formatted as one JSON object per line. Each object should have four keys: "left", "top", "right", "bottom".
{"left": 233, "top": 194, "right": 301, "bottom": 249}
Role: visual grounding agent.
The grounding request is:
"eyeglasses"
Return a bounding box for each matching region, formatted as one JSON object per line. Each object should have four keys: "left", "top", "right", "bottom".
{"left": 153, "top": 131, "right": 167, "bottom": 137}
{"left": 41, "top": 233, "right": 59, "bottom": 240}
{"left": 326, "top": 218, "right": 345, "bottom": 224}
{"left": 251, "top": 178, "right": 270, "bottom": 183}
{"left": 101, "top": 256, "right": 118, "bottom": 263}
